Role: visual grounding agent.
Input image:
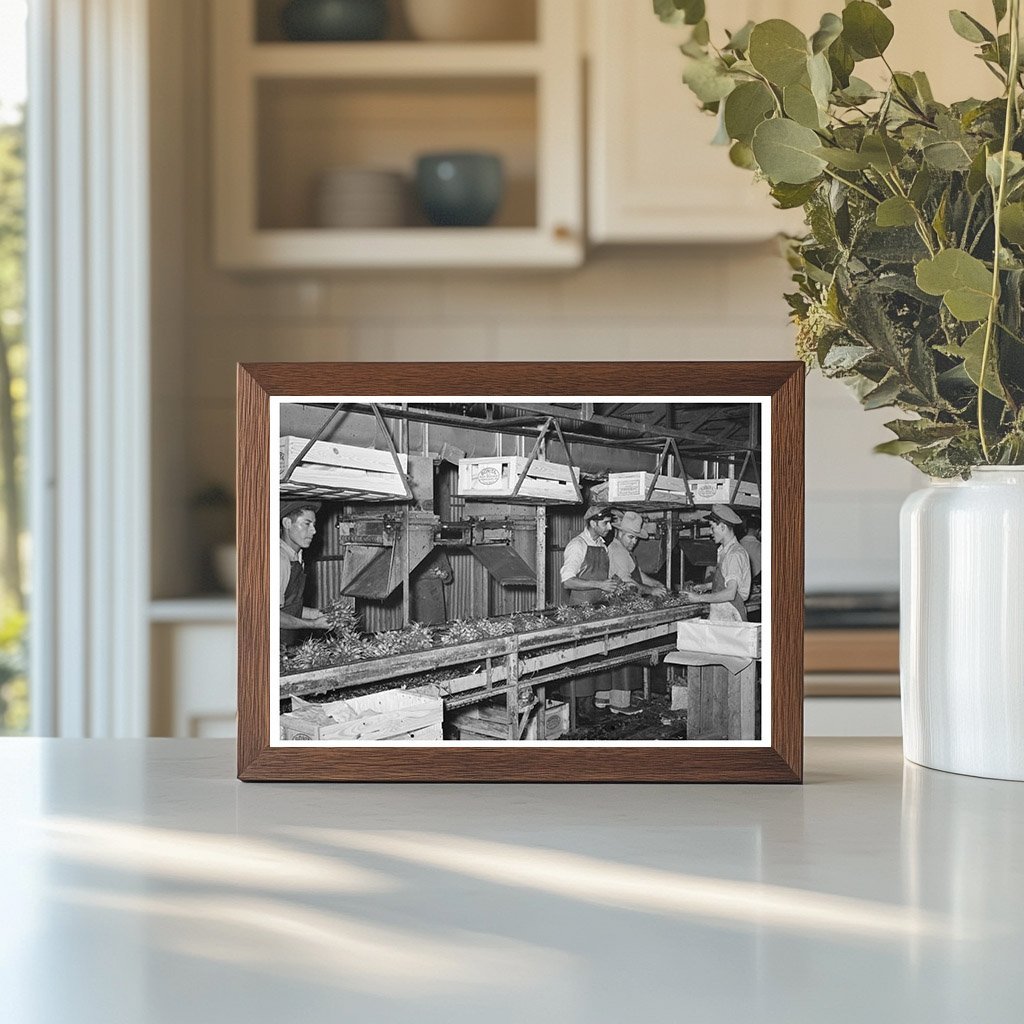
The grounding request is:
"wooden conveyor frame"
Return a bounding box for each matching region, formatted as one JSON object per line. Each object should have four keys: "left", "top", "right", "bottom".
{"left": 280, "top": 604, "right": 704, "bottom": 739}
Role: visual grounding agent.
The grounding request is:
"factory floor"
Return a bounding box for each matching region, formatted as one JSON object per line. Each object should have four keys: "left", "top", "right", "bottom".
{"left": 563, "top": 689, "right": 687, "bottom": 741}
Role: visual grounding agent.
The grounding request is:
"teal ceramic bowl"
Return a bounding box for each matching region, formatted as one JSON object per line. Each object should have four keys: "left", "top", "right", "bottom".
{"left": 415, "top": 152, "right": 505, "bottom": 227}
{"left": 281, "top": 0, "right": 388, "bottom": 42}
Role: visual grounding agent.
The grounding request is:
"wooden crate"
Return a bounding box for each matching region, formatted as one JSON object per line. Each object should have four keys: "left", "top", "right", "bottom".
{"left": 607, "top": 471, "right": 691, "bottom": 504}
{"left": 280, "top": 436, "right": 409, "bottom": 499}
{"left": 689, "top": 477, "right": 760, "bottom": 507}
{"left": 683, "top": 663, "right": 758, "bottom": 741}
{"left": 457, "top": 456, "right": 579, "bottom": 502}
{"left": 281, "top": 689, "right": 442, "bottom": 741}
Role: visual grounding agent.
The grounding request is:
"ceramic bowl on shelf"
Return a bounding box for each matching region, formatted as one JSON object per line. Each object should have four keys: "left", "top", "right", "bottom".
{"left": 414, "top": 152, "right": 504, "bottom": 227}
{"left": 280, "top": 0, "right": 389, "bottom": 42}
{"left": 315, "top": 167, "right": 408, "bottom": 228}
{"left": 403, "top": 0, "right": 535, "bottom": 42}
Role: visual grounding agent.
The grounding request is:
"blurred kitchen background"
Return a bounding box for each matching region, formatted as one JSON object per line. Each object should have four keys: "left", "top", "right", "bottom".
{"left": 0, "top": 0, "right": 997, "bottom": 738}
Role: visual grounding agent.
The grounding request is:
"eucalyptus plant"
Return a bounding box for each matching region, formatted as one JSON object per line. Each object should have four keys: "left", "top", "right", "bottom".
{"left": 657, "top": 0, "right": 1024, "bottom": 475}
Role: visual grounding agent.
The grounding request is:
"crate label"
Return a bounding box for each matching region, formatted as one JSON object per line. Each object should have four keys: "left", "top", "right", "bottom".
{"left": 477, "top": 465, "right": 502, "bottom": 486}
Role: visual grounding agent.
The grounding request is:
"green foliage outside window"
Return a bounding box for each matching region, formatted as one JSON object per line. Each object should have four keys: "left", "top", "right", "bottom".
{"left": 0, "top": 110, "right": 27, "bottom": 733}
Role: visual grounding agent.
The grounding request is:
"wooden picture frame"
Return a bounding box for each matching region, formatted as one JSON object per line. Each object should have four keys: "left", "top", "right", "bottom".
{"left": 238, "top": 362, "right": 804, "bottom": 782}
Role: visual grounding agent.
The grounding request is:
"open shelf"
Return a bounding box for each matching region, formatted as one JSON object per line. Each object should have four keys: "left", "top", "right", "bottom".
{"left": 254, "top": 0, "right": 539, "bottom": 45}
{"left": 250, "top": 42, "right": 544, "bottom": 77}
{"left": 256, "top": 76, "right": 538, "bottom": 231}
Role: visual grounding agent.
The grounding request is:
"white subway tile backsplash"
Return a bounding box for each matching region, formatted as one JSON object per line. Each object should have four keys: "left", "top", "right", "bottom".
{"left": 557, "top": 251, "right": 726, "bottom": 320}
{"left": 325, "top": 275, "right": 445, "bottom": 320}
{"left": 441, "top": 272, "right": 562, "bottom": 320}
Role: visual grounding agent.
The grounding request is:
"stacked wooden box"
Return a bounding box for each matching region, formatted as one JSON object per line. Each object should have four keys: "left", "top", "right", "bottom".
{"left": 458, "top": 456, "right": 579, "bottom": 502}
{"left": 280, "top": 690, "right": 442, "bottom": 741}
{"left": 688, "top": 477, "right": 759, "bottom": 507}
{"left": 606, "top": 472, "right": 759, "bottom": 507}
{"left": 280, "top": 436, "right": 409, "bottom": 500}
{"left": 606, "top": 471, "right": 691, "bottom": 504}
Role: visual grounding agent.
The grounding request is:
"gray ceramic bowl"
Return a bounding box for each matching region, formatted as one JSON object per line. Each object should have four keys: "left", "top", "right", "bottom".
{"left": 280, "top": 0, "right": 388, "bottom": 42}
{"left": 415, "top": 152, "right": 505, "bottom": 227}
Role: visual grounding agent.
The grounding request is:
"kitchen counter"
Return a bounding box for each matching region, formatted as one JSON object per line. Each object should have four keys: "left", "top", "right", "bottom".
{"left": 1, "top": 738, "right": 1021, "bottom": 1023}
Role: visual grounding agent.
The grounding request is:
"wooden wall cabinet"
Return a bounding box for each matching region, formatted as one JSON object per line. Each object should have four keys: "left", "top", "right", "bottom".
{"left": 211, "top": 0, "right": 583, "bottom": 268}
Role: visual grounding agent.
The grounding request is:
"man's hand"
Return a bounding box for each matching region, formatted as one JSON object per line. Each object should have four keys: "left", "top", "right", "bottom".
{"left": 597, "top": 579, "right": 620, "bottom": 594}
{"left": 305, "top": 613, "right": 332, "bottom": 630}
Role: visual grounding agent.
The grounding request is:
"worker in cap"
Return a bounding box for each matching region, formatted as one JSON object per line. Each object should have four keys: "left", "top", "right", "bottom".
{"left": 280, "top": 498, "right": 331, "bottom": 645}
{"left": 559, "top": 504, "right": 618, "bottom": 711}
{"left": 608, "top": 511, "right": 666, "bottom": 599}
{"left": 603, "top": 510, "right": 668, "bottom": 716}
{"left": 683, "top": 504, "right": 751, "bottom": 621}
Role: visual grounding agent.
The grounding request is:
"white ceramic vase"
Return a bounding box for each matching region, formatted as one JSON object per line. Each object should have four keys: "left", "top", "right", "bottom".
{"left": 900, "top": 467, "right": 1024, "bottom": 780}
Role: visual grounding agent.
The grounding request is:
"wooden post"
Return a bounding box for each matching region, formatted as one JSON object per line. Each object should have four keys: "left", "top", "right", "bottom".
{"left": 506, "top": 647, "right": 518, "bottom": 742}
{"left": 664, "top": 511, "right": 673, "bottom": 591}
{"left": 535, "top": 505, "right": 547, "bottom": 610}
{"left": 643, "top": 664, "right": 651, "bottom": 701}
{"left": 537, "top": 684, "right": 547, "bottom": 739}
{"left": 402, "top": 508, "right": 411, "bottom": 626}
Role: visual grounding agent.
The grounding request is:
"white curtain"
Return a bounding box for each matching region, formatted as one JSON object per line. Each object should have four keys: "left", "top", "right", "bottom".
{"left": 28, "top": 0, "right": 150, "bottom": 736}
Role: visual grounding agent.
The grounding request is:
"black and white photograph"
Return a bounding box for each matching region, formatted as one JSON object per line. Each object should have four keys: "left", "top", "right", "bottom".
{"left": 272, "top": 396, "right": 769, "bottom": 745}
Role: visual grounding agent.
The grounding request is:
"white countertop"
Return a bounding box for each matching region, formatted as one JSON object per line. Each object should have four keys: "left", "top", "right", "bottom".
{"left": 1, "top": 738, "right": 1020, "bottom": 1023}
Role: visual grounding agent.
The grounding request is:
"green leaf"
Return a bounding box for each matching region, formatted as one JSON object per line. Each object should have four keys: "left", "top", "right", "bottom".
{"left": 751, "top": 118, "right": 828, "bottom": 184}
{"left": 813, "top": 146, "right": 872, "bottom": 170}
{"left": 653, "top": 0, "right": 705, "bottom": 26}
{"left": 691, "top": 19, "right": 710, "bottom": 45}
{"left": 770, "top": 180, "right": 820, "bottom": 209}
{"left": 912, "top": 71, "right": 935, "bottom": 104}
{"left": 915, "top": 249, "right": 994, "bottom": 321}
{"left": 908, "top": 164, "right": 933, "bottom": 205}
{"left": 862, "top": 374, "right": 903, "bottom": 409}
{"left": 948, "top": 10, "right": 994, "bottom": 44}
{"left": 967, "top": 144, "right": 991, "bottom": 194}
{"left": 723, "top": 81, "right": 775, "bottom": 145}
{"left": 748, "top": 20, "right": 809, "bottom": 87}
{"left": 807, "top": 51, "right": 833, "bottom": 109}
{"left": 724, "top": 20, "right": 755, "bottom": 53}
{"left": 682, "top": 57, "right": 736, "bottom": 104}
{"left": 784, "top": 80, "right": 824, "bottom": 129}
{"left": 827, "top": 35, "right": 856, "bottom": 89}
{"left": 842, "top": 1, "right": 894, "bottom": 59}
{"left": 986, "top": 150, "right": 1024, "bottom": 191}
{"left": 922, "top": 140, "right": 972, "bottom": 171}
{"left": 942, "top": 325, "right": 1006, "bottom": 398}
{"left": 884, "top": 418, "right": 963, "bottom": 443}
{"left": 729, "top": 140, "right": 757, "bottom": 169}
{"left": 1000, "top": 203, "right": 1024, "bottom": 245}
{"left": 860, "top": 133, "right": 904, "bottom": 173}
{"left": 810, "top": 12, "right": 843, "bottom": 54}
{"left": 874, "top": 439, "right": 921, "bottom": 455}
{"left": 993, "top": 0, "right": 1008, "bottom": 24}
{"left": 876, "top": 197, "right": 918, "bottom": 228}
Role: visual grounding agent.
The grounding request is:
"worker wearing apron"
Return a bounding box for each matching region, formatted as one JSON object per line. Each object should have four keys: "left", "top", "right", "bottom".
{"left": 683, "top": 504, "right": 751, "bottom": 621}
{"left": 560, "top": 506, "right": 618, "bottom": 709}
{"left": 606, "top": 511, "right": 668, "bottom": 714}
{"left": 280, "top": 499, "right": 331, "bottom": 646}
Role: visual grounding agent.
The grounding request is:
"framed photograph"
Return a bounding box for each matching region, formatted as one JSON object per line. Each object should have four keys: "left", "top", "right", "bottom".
{"left": 237, "top": 362, "right": 803, "bottom": 782}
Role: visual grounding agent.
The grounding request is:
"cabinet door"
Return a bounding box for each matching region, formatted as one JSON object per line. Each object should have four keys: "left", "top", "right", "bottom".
{"left": 587, "top": 0, "right": 811, "bottom": 243}
{"left": 588, "top": 0, "right": 1000, "bottom": 244}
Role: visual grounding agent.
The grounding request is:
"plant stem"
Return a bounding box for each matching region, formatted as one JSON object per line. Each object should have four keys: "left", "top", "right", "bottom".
{"left": 979, "top": 0, "right": 1020, "bottom": 461}
{"left": 822, "top": 167, "right": 880, "bottom": 204}
{"left": 884, "top": 170, "right": 938, "bottom": 255}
